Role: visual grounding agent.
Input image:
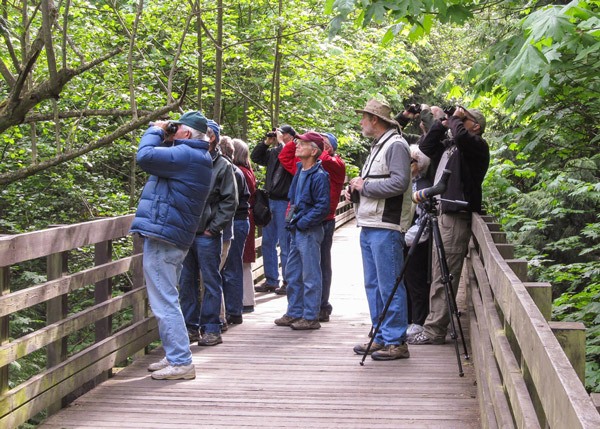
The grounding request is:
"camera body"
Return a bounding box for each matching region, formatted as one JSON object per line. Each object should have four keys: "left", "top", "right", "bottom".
{"left": 405, "top": 103, "right": 422, "bottom": 115}
{"left": 443, "top": 106, "right": 457, "bottom": 117}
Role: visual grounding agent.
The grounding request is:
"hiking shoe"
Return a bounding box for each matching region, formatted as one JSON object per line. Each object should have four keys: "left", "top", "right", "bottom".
{"left": 255, "top": 283, "right": 277, "bottom": 293}
{"left": 290, "top": 318, "right": 321, "bottom": 330}
{"left": 151, "top": 363, "right": 195, "bottom": 380}
{"left": 407, "top": 332, "right": 445, "bottom": 345}
{"left": 353, "top": 341, "right": 384, "bottom": 355}
{"left": 198, "top": 332, "right": 223, "bottom": 346}
{"left": 274, "top": 284, "right": 287, "bottom": 295}
{"left": 147, "top": 357, "right": 169, "bottom": 372}
{"left": 187, "top": 328, "right": 200, "bottom": 343}
{"left": 242, "top": 305, "right": 255, "bottom": 313}
{"left": 371, "top": 344, "right": 410, "bottom": 361}
{"left": 227, "top": 314, "right": 243, "bottom": 325}
{"left": 221, "top": 321, "right": 228, "bottom": 332}
{"left": 318, "top": 308, "right": 330, "bottom": 322}
{"left": 407, "top": 324, "right": 424, "bottom": 337}
{"left": 274, "top": 314, "right": 301, "bottom": 326}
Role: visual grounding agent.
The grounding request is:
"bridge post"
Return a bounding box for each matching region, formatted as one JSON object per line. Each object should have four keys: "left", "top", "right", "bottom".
{"left": 131, "top": 234, "right": 147, "bottom": 358}
{"left": 0, "top": 267, "right": 8, "bottom": 398}
{"left": 46, "top": 251, "right": 69, "bottom": 414}
{"left": 523, "top": 282, "right": 552, "bottom": 321}
{"left": 94, "top": 239, "right": 113, "bottom": 381}
{"left": 549, "top": 321, "right": 586, "bottom": 384}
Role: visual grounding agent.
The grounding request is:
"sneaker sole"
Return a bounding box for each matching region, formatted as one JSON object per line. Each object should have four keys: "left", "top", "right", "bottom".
{"left": 198, "top": 339, "right": 223, "bottom": 346}
{"left": 371, "top": 353, "right": 410, "bottom": 361}
{"left": 151, "top": 371, "right": 196, "bottom": 380}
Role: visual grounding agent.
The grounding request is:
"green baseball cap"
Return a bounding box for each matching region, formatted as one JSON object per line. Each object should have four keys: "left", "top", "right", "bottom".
{"left": 174, "top": 111, "right": 208, "bottom": 133}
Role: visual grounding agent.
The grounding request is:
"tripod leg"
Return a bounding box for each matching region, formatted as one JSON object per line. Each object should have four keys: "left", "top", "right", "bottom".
{"left": 430, "top": 216, "right": 466, "bottom": 377}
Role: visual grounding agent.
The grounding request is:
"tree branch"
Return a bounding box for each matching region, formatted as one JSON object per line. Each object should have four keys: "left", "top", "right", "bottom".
{"left": 1, "top": 47, "right": 122, "bottom": 133}
{"left": 0, "top": 101, "right": 182, "bottom": 186}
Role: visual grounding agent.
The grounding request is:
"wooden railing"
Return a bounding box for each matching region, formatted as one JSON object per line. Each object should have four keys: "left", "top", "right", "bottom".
{"left": 467, "top": 214, "right": 600, "bottom": 428}
{"left": 0, "top": 197, "right": 355, "bottom": 428}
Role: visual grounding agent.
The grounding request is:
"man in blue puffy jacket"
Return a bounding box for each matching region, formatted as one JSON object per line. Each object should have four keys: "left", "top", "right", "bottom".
{"left": 130, "top": 111, "right": 213, "bottom": 380}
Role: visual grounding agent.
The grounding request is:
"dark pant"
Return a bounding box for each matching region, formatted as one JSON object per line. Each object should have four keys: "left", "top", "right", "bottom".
{"left": 404, "top": 239, "right": 431, "bottom": 326}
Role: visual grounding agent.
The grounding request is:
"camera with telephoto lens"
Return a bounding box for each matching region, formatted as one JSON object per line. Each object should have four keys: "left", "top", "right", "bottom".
{"left": 266, "top": 128, "right": 277, "bottom": 138}
{"left": 405, "top": 103, "right": 422, "bottom": 115}
{"left": 443, "top": 106, "right": 457, "bottom": 117}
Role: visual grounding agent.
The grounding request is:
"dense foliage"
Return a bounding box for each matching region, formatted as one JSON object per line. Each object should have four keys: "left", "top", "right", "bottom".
{"left": 1, "top": 0, "right": 598, "bottom": 394}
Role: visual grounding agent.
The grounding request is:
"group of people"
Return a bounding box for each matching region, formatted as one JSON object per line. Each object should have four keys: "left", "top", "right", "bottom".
{"left": 348, "top": 99, "right": 489, "bottom": 360}
{"left": 130, "top": 96, "right": 489, "bottom": 380}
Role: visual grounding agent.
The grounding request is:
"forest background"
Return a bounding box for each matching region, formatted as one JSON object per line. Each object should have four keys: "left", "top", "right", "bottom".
{"left": 0, "top": 0, "right": 598, "bottom": 393}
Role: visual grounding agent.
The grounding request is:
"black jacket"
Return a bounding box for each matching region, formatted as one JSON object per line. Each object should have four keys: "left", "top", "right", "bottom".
{"left": 419, "top": 117, "right": 489, "bottom": 213}
{"left": 251, "top": 141, "right": 292, "bottom": 200}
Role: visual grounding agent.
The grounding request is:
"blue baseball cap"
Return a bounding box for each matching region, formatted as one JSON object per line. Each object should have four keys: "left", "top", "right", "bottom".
{"left": 206, "top": 119, "right": 221, "bottom": 143}
{"left": 322, "top": 132, "right": 338, "bottom": 151}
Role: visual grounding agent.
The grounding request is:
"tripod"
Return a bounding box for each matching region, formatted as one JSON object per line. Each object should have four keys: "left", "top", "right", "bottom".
{"left": 359, "top": 171, "right": 470, "bottom": 376}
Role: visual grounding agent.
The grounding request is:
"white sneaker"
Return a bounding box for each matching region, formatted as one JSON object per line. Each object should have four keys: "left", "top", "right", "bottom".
{"left": 147, "top": 357, "right": 169, "bottom": 372}
{"left": 407, "top": 324, "right": 424, "bottom": 337}
{"left": 151, "top": 363, "right": 196, "bottom": 380}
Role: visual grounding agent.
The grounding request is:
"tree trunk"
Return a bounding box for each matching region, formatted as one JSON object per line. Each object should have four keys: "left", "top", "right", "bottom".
{"left": 271, "top": 0, "right": 283, "bottom": 126}
{"left": 213, "top": 0, "right": 223, "bottom": 121}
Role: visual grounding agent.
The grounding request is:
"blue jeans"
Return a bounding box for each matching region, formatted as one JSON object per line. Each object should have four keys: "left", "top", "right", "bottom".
{"left": 285, "top": 224, "right": 324, "bottom": 320}
{"left": 320, "top": 219, "right": 335, "bottom": 313}
{"left": 360, "top": 227, "right": 408, "bottom": 345}
{"left": 261, "top": 199, "right": 290, "bottom": 285}
{"left": 143, "top": 238, "right": 192, "bottom": 366}
{"left": 222, "top": 219, "right": 249, "bottom": 317}
{"left": 180, "top": 234, "right": 223, "bottom": 334}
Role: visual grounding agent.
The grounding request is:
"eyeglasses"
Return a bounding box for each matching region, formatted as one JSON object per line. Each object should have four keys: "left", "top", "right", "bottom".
{"left": 295, "top": 139, "right": 318, "bottom": 149}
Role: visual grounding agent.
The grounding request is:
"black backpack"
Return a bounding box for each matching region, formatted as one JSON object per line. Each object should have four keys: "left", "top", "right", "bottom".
{"left": 253, "top": 188, "right": 272, "bottom": 226}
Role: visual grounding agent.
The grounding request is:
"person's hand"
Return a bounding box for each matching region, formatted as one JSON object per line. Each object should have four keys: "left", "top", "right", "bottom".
{"left": 453, "top": 107, "right": 467, "bottom": 120}
{"left": 350, "top": 177, "right": 364, "bottom": 192}
{"left": 151, "top": 120, "right": 169, "bottom": 131}
{"left": 203, "top": 230, "right": 214, "bottom": 237}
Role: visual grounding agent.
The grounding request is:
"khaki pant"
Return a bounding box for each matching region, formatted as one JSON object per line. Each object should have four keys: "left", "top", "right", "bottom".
{"left": 423, "top": 213, "right": 471, "bottom": 341}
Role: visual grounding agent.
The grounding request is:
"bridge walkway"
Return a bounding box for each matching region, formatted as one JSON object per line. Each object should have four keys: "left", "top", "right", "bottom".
{"left": 40, "top": 220, "right": 479, "bottom": 428}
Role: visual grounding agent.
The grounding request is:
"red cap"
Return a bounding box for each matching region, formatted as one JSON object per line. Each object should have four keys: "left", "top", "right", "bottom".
{"left": 296, "top": 131, "right": 325, "bottom": 151}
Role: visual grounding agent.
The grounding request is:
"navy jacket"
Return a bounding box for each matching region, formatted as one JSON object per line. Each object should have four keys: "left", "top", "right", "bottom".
{"left": 130, "top": 127, "right": 212, "bottom": 249}
{"left": 287, "top": 161, "right": 330, "bottom": 231}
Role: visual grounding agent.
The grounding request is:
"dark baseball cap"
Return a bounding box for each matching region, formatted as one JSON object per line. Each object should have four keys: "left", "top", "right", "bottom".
{"left": 278, "top": 124, "right": 296, "bottom": 136}
{"left": 173, "top": 111, "right": 208, "bottom": 133}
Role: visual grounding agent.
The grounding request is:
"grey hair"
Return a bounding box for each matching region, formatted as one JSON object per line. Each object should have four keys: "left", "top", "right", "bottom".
{"left": 410, "top": 144, "right": 430, "bottom": 175}
{"left": 232, "top": 138, "right": 251, "bottom": 169}
{"left": 218, "top": 135, "right": 234, "bottom": 158}
{"left": 180, "top": 124, "right": 205, "bottom": 140}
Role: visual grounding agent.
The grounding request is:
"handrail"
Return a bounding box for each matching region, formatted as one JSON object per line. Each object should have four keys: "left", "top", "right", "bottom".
{"left": 467, "top": 213, "right": 600, "bottom": 428}
{"left": 0, "top": 196, "right": 355, "bottom": 428}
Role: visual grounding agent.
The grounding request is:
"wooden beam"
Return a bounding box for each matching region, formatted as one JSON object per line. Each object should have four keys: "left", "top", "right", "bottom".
{"left": 549, "top": 322, "right": 586, "bottom": 384}
{"left": 523, "top": 283, "right": 552, "bottom": 321}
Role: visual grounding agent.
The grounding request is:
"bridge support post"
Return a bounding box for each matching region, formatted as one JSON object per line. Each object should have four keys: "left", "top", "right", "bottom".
{"left": 549, "top": 321, "right": 586, "bottom": 384}
{"left": 523, "top": 283, "right": 552, "bottom": 321}
{"left": 46, "top": 251, "right": 69, "bottom": 414}
{"left": 0, "top": 267, "right": 8, "bottom": 398}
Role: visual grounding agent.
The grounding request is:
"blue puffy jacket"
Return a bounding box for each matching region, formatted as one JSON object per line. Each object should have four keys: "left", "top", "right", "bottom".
{"left": 130, "top": 127, "right": 213, "bottom": 249}
{"left": 287, "top": 160, "right": 330, "bottom": 231}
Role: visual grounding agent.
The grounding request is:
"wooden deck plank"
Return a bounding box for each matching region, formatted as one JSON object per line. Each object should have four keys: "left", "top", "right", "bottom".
{"left": 40, "top": 221, "right": 479, "bottom": 428}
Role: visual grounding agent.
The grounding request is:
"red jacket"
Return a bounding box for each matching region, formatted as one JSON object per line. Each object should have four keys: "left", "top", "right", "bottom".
{"left": 279, "top": 140, "right": 346, "bottom": 221}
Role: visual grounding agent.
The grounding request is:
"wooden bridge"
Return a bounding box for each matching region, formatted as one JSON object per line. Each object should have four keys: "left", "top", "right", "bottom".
{"left": 1, "top": 204, "right": 599, "bottom": 428}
